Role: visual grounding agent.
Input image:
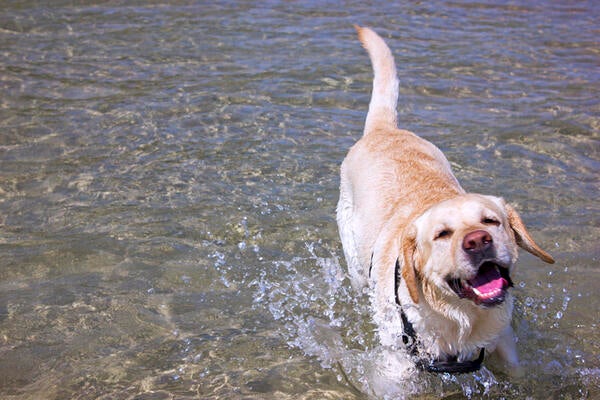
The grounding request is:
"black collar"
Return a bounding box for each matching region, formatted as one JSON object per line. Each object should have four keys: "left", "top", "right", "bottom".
{"left": 393, "top": 259, "right": 486, "bottom": 374}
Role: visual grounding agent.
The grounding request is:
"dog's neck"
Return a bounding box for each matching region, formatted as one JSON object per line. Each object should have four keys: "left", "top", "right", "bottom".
{"left": 399, "top": 304, "right": 485, "bottom": 373}
{"left": 394, "top": 259, "right": 487, "bottom": 373}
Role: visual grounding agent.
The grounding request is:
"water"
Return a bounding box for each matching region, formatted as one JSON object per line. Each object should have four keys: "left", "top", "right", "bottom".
{"left": 0, "top": 1, "right": 598, "bottom": 399}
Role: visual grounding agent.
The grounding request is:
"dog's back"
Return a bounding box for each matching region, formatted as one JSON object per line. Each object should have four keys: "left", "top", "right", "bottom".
{"left": 337, "top": 26, "right": 463, "bottom": 285}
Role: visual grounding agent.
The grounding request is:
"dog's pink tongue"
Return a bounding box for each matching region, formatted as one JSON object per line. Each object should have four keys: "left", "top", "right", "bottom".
{"left": 468, "top": 263, "right": 507, "bottom": 297}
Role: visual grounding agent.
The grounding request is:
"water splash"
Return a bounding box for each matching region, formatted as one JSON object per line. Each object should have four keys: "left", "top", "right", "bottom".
{"left": 250, "top": 241, "right": 522, "bottom": 399}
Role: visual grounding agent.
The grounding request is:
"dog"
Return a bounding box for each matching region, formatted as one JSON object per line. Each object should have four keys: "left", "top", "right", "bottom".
{"left": 336, "top": 26, "right": 555, "bottom": 373}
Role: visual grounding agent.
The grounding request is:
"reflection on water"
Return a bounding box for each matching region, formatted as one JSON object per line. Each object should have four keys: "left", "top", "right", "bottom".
{"left": 0, "top": 1, "right": 598, "bottom": 399}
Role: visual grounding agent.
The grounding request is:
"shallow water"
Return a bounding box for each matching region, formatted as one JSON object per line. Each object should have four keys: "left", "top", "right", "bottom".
{"left": 0, "top": 1, "right": 598, "bottom": 399}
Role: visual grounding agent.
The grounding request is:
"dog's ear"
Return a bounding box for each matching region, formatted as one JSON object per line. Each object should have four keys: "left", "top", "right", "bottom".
{"left": 506, "top": 204, "right": 555, "bottom": 264}
{"left": 400, "top": 225, "right": 420, "bottom": 303}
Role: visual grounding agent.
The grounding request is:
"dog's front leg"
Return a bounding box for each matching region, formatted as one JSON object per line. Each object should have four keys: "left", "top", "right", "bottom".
{"left": 370, "top": 235, "right": 407, "bottom": 349}
{"left": 494, "top": 325, "right": 524, "bottom": 376}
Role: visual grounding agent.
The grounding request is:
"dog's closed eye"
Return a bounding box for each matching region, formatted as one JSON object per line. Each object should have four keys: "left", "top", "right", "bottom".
{"left": 482, "top": 217, "right": 501, "bottom": 226}
{"left": 434, "top": 229, "right": 453, "bottom": 240}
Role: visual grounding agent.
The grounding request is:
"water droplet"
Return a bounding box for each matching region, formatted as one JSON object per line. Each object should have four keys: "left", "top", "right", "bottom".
{"left": 525, "top": 297, "right": 534, "bottom": 306}
{"left": 555, "top": 311, "right": 563, "bottom": 319}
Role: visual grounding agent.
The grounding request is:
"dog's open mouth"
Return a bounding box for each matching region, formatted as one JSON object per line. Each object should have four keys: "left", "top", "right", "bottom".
{"left": 447, "top": 262, "right": 513, "bottom": 306}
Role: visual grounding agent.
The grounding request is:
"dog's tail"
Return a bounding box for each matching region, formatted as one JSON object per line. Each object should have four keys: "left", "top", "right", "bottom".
{"left": 355, "top": 25, "right": 399, "bottom": 135}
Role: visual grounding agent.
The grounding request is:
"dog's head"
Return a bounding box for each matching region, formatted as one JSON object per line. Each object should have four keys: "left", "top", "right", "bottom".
{"left": 400, "top": 194, "right": 555, "bottom": 306}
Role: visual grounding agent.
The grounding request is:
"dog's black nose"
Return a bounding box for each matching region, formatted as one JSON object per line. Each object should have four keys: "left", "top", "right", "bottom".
{"left": 462, "top": 230, "right": 493, "bottom": 253}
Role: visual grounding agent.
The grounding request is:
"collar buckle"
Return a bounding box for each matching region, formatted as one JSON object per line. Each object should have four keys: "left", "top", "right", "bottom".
{"left": 416, "top": 348, "right": 485, "bottom": 374}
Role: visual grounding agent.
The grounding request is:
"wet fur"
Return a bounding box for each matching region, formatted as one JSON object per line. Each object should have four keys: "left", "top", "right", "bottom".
{"left": 337, "top": 26, "right": 554, "bottom": 370}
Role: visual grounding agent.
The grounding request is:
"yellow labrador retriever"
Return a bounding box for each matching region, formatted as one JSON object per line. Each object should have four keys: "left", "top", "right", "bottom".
{"left": 337, "top": 26, "right": 555, "bottom": 373}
